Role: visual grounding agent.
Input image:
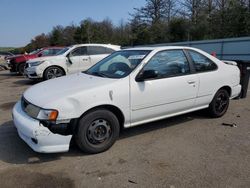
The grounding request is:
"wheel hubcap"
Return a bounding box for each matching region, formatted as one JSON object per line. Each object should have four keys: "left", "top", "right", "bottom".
{"left": 215, "top": 93, "right": 228, "bottom": 113}
{"left": 47, "top": 68, "right": 63, "bottom": 79}
{"left": 87, "top": 119, "right": 111, "bottom": 145}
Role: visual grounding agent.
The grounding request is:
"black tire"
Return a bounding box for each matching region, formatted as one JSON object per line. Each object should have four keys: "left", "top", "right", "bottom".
{"left": 208, "top": 89, "right": 230, "bottom": 118}
{"left": 43, "top": 66, "right": 65, "bottom": 80}
{"left": 75, "top": 109, "right": 120, "bottom": 154}
{"left": 18, "top": 63, "right": 25, "bottom": 75}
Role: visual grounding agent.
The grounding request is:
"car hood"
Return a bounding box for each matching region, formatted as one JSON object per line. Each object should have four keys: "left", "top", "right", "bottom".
{"left": 23, "top": 73, "right": 117, "bottom": 108}
{"left": 13, "top": 54, "right": 36, "bottom": 60}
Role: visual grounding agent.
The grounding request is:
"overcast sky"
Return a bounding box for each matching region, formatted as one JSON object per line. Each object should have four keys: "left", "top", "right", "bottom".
{"left": 0, "top": 0, "right": 145, "bottom": 47}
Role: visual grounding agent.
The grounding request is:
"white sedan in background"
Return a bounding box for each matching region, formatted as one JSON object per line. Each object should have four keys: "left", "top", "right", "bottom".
{"left": 25, "top": 44, "right": 120, "bottom": 80}
{"left": 13, "top": 46, "right": 241, "bottom": 153}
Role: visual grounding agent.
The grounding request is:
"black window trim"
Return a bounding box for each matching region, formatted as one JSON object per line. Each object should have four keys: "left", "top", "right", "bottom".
{"left": 136, "top": 49, "right": 195, "bottom": 81}
{"left": 185, "top": 49, "right": 218, "bottom": 74}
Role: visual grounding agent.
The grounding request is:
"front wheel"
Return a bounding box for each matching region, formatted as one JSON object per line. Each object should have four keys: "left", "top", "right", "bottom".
{"left": 75, "top": 109, "right": 120, "bottom": 154}
{"left": 208, "top": 89, "right": 230, "bottom": 118}
{"left": 43, "top": 66, "right": 65, "bottom": 80}
{"left": 18, "top": 63, "right": 25, "bottom": 75}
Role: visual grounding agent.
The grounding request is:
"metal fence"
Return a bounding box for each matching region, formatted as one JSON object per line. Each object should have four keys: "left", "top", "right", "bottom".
{"left": 139, "top": 36, "right": 250, "bottom": 61}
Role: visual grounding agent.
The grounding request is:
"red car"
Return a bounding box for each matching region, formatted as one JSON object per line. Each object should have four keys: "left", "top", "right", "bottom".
{"left": 8, "top": 46, "right": 64, "bottom": 74}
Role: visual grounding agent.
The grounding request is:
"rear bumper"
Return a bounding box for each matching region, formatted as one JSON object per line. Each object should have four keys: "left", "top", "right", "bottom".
{"left": 12, "top": 101, "right": 72, "bottom": 153}
{"left": 231, "top": 84, "right": 242, "bottom": 99}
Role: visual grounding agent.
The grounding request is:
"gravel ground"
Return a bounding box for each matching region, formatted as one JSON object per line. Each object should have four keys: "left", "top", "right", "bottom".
{"left": 0, "top": 70, "right": 249, "bottom": 188}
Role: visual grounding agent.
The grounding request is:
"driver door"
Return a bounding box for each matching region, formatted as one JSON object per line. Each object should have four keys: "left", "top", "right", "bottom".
{"left": 68, "top": 47, "right": 89, "bottom": 73}
{"left": 130, "top": 50, "right": 199, "bottom": 124}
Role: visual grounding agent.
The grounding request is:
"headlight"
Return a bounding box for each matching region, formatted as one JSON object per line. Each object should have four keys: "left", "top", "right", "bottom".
{"left": 37, "top": 109, "right": 58, "bottom": 121}
{"left": 21, "top": 97, "right": 58, "bottom": 121}
{"left": 29, "top": 61, "right": 45, "bottom": 67}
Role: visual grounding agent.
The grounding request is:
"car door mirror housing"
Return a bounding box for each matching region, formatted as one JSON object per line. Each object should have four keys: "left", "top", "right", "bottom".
{"left": 136, "top": 70, "right": 158, "bottom": 82}
{"left": 67, "top": 53, "right": 73, "bottom": 64}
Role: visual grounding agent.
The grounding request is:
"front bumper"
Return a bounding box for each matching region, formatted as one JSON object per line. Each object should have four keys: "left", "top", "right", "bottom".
{"left": 12, "top": 101, "right": 72, "bottom": 153}
{"left": 9, "top": 61, "right": 17, "bottom": 72}
{"left": 25, "top": 66, "right": 43, "bottom": 79}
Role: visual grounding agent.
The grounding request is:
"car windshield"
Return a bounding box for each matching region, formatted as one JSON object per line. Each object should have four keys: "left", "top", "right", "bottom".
{"left": 56, "top": 47, "right": 70, "bottom": 55}
{"left": 85, "top": 50, "right": 151, "bottom": 79}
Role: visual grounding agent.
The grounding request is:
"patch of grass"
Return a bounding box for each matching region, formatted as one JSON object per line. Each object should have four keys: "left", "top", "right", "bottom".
{"left": 0, "top": 47, "right": 16, "bottom": 52}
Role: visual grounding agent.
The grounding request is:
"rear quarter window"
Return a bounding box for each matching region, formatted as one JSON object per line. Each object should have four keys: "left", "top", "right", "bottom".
{"left": 188, "top": 50, "right": 217, "bottom": 72}
{"left": 105, "top": 48, "right": 115, "bottom": 53}
{"left": 88, "top": 46, "right": 108, "bottom": 55}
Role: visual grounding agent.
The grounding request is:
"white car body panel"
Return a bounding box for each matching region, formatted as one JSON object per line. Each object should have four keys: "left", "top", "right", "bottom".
{"left": 23, "top": 73, "right": 131, "bottom": 125}
{"left": 130, "top": 74, "right": 199, "bottom": 124}
{"left": 25, "top": 44, "right": 120, "bottom": 79}
{"left": 13, "top": 46, "right": 242, "bottom": 153}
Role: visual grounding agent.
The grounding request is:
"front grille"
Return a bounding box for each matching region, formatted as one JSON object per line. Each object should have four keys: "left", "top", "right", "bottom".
{"left": 21, "top": 97, "right": 40, "bottom": 119}
{"left": 9, "top": 59, "right": 17, "bottom": 71}
{"left": 10, "top": 58, "right": 15, "bottom": 64}
{"left": 30, "top": 73, "right": 37, "bottom": 77}
{"left": 9, "top": 59, "right": 16, "bottom": 67}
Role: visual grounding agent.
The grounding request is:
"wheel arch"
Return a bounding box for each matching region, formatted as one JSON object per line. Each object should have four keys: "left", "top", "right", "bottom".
{"left": 74, "top": 104, "right": 125, "bottom": 133}
{"left": 208, "top": 85, "right": 231, "bottom": 118}
{"left": 218, "top": 86, "right": 232, "bottom": 97}
{"left": 17, "top": 61, "right": 26, "bottom": 72}
{"left": 209, "top": 85, "right": 232, "bottom": 105}
{"left": 43, "top": 65, "right": 66, "bottom": 79}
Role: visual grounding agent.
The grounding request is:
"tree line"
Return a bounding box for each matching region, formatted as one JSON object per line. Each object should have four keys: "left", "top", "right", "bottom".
{"left": 14, "top": 0, "right": 250, "bottom": 53}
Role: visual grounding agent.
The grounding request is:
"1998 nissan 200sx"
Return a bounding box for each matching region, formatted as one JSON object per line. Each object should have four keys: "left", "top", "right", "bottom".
{"left": 12, "top": 46, "right": 241, "bottom": 154}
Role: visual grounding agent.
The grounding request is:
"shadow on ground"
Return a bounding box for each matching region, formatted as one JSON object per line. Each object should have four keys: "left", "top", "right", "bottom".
{"left": 0, "top": 111, "right": 209, "bottom": 165}
{"left": 0, "top": 72, "right": 16, "bottom": 77}
{"left": 0, "top": 167, "right": 75, "bottom": 188}
{"left": 13, "top": 79, "right": 39, "bottom": 86}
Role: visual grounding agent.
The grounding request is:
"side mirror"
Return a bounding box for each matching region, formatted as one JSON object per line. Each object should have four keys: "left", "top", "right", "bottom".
{"left": 67, "top": 53, "right": 73, "bottom": 64}
{"left": 135, "top": 70, "right": 158, "bottom": 82}
{"left": 38, "top": 53, "right": 42, "bottom": 57}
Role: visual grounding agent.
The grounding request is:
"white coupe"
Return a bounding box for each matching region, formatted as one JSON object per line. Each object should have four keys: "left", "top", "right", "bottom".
{"left": 13, "top": 46, "right": 241, "bottom": 153}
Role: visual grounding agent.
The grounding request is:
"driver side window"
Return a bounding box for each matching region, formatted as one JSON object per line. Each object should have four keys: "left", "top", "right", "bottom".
{"left": 71, "top": 47, "right": 87, "bottom": 57}
{"left": 144, "top": 50, "right": 190, "bottom": 79}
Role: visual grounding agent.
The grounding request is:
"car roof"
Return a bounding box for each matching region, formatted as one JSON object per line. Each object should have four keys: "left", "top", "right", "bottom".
{"left": 123, "top": 46, "right": 199, "bottom": 51}
{"left": 71, "top": 44, "right": 120, "bottom": 49}
{"left": 42, "top": 46, "right": 65, "bottom": 50}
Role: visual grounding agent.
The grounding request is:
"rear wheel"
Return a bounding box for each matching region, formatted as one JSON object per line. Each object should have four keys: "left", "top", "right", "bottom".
{"left": 208, "top": 89, "right": 230, "bottom": 118}
{"left": 75, "top": 109, "right": 120, "bottom": 154}
{"left": 44, "top": 66, "right": 65, "bottom": 80}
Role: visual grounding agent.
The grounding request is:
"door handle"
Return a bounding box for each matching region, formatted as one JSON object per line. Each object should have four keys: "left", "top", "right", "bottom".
{"left": 187, "top": 81, "right": 196, "bottom": 84}
{"left": 82, "top": 56, "right": 90, "bottom": 61}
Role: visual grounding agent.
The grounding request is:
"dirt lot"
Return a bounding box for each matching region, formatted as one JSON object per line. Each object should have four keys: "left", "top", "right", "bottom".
{"left": 0, "top": 70, "right": 249, "bottom": 188}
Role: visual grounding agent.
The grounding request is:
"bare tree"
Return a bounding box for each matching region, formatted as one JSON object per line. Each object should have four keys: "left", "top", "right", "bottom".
{"left": 132, "top": 0, "right": 176, "bottom": 24}
{"left": 178, "top": 0, "right": 203, "bottom": 23}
